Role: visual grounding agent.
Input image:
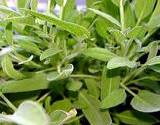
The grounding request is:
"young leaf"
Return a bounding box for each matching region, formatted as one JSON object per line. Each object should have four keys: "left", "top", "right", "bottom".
{"left": 40, "top": 48, "right": 62, "bottom": 61}
{"left": 0, "top": 73, "right": 48, "bottom": 93}
{"left": 100, "top": 89, "right": 126, "bottom": 109}
{"left": 0, "top": 101, "right": 50, "bottom": 125}
{"left": 131, "top": 90, "right": 160, "bottom": 112}
{"left": 21, "top": 9, "right": 90, "bottom": 39}
{"left": 83, "top": 47, "right": 117, "bottom": 62}
{"left": 107, "top": 57, "right": 137, "bottom": 69}
{"left": 101, "top": 68, "right": 120, "bottom": 100}
{"left": 1, "top": 55, "right": 24, "bottom": 79}
{"left": 116, "top": 110, "right": 158, "bottom": 125}
{"left": 78, "top": 91, "right": 112, "bottom": 125}
{"left": 135, "top": 0, "right": 156, "bottom": 22}
{"left": 30, "top": 0, "right": 38, "bottom": 11}
{"left": 88, "top": 8, "right": 121, "bottom": 27}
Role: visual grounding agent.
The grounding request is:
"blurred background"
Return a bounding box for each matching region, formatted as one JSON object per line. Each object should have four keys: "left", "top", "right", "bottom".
{"left": 2, "top": 0, "right": 86, "bottom": 11}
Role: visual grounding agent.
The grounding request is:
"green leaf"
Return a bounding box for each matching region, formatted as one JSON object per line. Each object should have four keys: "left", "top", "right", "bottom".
{"left": 30, "top": 0, "right": 38, "bottom": 11}
{"left": 1, "top": 55, "right": 24, "bottom": 79}
{"left": 40, "top": 48, "right": 62, "bottom": 61}
{"left": 124, "top": 1, "right": 136, "bottom": 28}
{"left": 63, "top": 0, "right": 75, "bottom": 21}
{"left": 148, "top": 0, "right": 160, "bottom": 28}
{"left": 78, "top": 91, "right": 112, "bottom": 125}
{"left": 47, "top": 0, "right": 56, "bottom": 13}
{"left": 0, "top": 73, "right": 48, "bottom": 93}
{"left": 135, "top": 0, "right": 156, "bottom": 21}
{"left": 126, "top": 26, "right": 146, "bottom": 39}
{"left": 88, "top": 8, "right": 121, "bottom": 27}
{"left": 83, "top": 47, "right": 117, "bottom": 62}
{"left": 0, "top": 101, "right": 50, "bottom": 125}
{"left": 101, "top": 89, "right": 126, "bottom": 109}
{"left": 50, "top": 99, "right": 72, "bottom": 113}
{"left": 85, "top": 79, "right": 100, "bottom": 99}
{"left": 22, "top": 9, "right": 90, "bottom": 39}
{"left": 16, "top": 0, "right": 28, "bottom": 9}
{"left": 107, "top": 57, "right": 137, "bottom": 69}
{"left": 47, "top": 64, "right": 74, "bottom": 81}
{"left": 101, "top": 68, "right": 120, "bottom": 100}
{"left": 0, "top": 5, "right": 20, "bottom": 16}
{"left": 145, "top": 56, "right": 160, "bottom": 66}
{"left": 131, "top": 90, "right": 160, "bottom": 112}
{"left": 16, "top": 40, "right": 41, "bottom": 55}
{"left": 5, "top": 22, "right": 13, "bottom": 44}
{"left": 50, "top": 109, "right": 77, "bottom": 125}
{"left": 66, "top": 80, "right": 82, "bottom": 91}
{"left": 116, "top": 110, "right": 158, "bottom": 125}
{"left": 147, "top": 42, "right": 159, "bottom": 61}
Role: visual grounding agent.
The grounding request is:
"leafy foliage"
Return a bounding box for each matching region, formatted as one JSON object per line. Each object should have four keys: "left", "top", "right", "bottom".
{"left": 0, "top": 0, "right": 160, "bottom": 125}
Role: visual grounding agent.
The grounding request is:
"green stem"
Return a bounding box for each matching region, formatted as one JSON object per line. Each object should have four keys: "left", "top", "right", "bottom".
{"left": 120, "top": 0, "right": 125, "bottom": 31}
{"left": 120, "top": 83, "right": 137, "bottom": 97}
{"left": 70, "top": 74, "right": 99, "bottom": 79}
{"left": 0, "top": 92, "right": 16, "bottom": 111}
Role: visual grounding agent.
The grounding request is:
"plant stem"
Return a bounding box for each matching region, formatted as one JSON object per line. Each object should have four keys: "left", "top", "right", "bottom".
{"left": 120, "top": 83, "right": 137, "bottom": 97}
{"left": 0, "top": 92, "right": 16, "bottom": 111}
{"left": 120, "top": 0, "right": 125, "bottom": 31}
{"left": 70, "top": 74, "right": 99, "bottom": 79}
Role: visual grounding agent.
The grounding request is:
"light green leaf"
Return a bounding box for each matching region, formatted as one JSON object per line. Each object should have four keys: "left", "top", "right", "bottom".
{"left": 101, "top": 89, "right": 126, "bottom": 109}
{"left": 47, "top": 0, "right": 56, "bottom": 13}
{"left": 116, "top": 110, "right": 158, "bottom": 125}
{"left": 148, "top": 0, "right": 160, "bottom": 28}
{"left": 1, "top": 55, "right": 24, "bottom": 79}
{"left": 22, "top": 9, "right": 90, "bottom": 39}
{"left": 78, "top": 91, "right": 112, "bottom": 125}
{"left": 5, "top": 22, "right": 13, "bottom": 44}
{"left": 88, "top": 8, "right": 121, "bottom": 27}
{"left": 101, "top": 68, "right": 120, "bottom": 100}
{"left": 107, "top": 57, "right": 137, "bottom": 69}
{"left": 126, "top": 26, "right": 146, "bottom": 39}
{"left": 131, "top": 90, "right": 160, "bottom": 112}
{"left": 147, "top": 42, "right": 159, "bottom": 61}
{"left": 40, "top": 48, "right": 62, "bottom": 61}
{"left": 124, "top": 1, "right": 136, "bottom": 28}
{"left": 135, "top": 0, "right": 156, "bottom": 21}
{"left": 0, "top": 5, "right": 20, "bottom": 16}
{"left": 47, "top": 64, "right": 74, "bottom": 81}
{"left": 50, "top": 109, "right": 77, "bottom": 125}
{"left": 30, "top": 0, "right": 38, "bottom": 11}
{"left": 66, "top": 80, "right": 82, "bottom": 91}
{"left": 83, "top": 47, "right": 117, "bottom": 62}
{"left": 0, "top": 101, "right": 50, "bottom": 125}
{"left": 16, "top": 0, "right": 28, "bottom": 9}
{"left": 16, "top": 40, "right": 41, "bottom": 55}
{"left": 50, "top": 99, "right": 72, "bottom": 113}
{"left": 0, "top": 73, "right": 48, "bottom": 93}
{"left": 145, "top": 56, "right": 160, "bottom": 66}
{"left": 85, "top": 79, "right": 100, "bottom": 99}
{"left": 63, "top": 0, "right": 75, "bottom": 21}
